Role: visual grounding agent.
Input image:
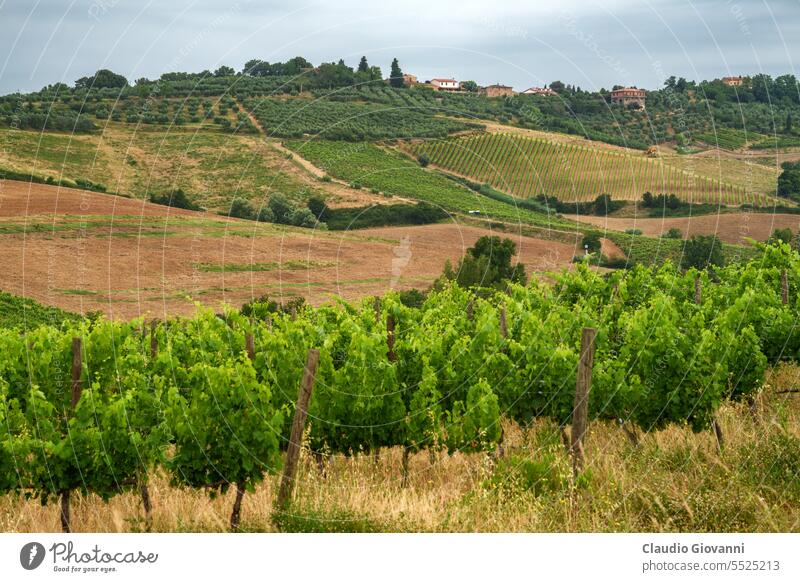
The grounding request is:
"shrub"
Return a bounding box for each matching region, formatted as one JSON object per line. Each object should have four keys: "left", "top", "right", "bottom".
{"left": 438, "top": 236, "right": 527, "bottom": 290}
{"left": 582, "top": 232, "right": 602, "bottom": 254}
{"left": 268, "top": 193, "right": 294, "bottom": 223}
{"left": 769, "top": 227, "right": 793, "bottom": 245}
{"left": 289, "top": 207, "right": 317, "bottom": 228}
{"left": 307, "top": 195, "right": 328, "bottom": 220}
{"left": 418, "top": 152, "right": 430, "bottom": 167}
{"left": 681, "top": 234, "right": 724, "bottom": 270}
{"left": 398, "top": 288, "right": 427, "bottom": 308}
{"left": 150, "top": 189, "right": 201, "bottom": 211}
{"left": 256, "top": 206, "right": 275, "bottom": 223}
{"left": 229, "top": 198, "right": 255, "bottom": 220}
{"left": 593, "top": 193, "right": 624, "bottom": 215}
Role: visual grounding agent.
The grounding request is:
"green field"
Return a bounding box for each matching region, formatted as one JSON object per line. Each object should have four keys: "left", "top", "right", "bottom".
{"left": 406, "top": 133, "right": 774, "bottom": 206}
{"left": 246, "top": 97, "right": 478, "bottom": 140}
{"left": 0, "top": 291, "right": 78, "bottom": 329}
{"left": 283, "top": 139, "right": 578, "bottom": 229}
{"left": 693, "top": 127, "right": 767, "bottom": 150}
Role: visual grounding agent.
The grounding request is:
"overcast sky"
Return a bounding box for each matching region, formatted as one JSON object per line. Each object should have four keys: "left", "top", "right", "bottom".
{"left": 0, "top": 0, "right": 798, "bottom": 94}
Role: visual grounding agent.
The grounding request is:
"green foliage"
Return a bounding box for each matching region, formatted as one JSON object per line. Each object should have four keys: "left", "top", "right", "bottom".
{"left": 439, "top": 236, "right": 527, "bottom": 289}
{"left": 582, "top": 232, "right": 602, "bottom": 254}
{"left": 681, "top": 235, "right": 725, "bottom": 271}
{"left": 284, "top": 140, "right": 567, "bottom": 228}
{"left": 2, "top": 247, "right": 800, "bottom": 525}
{"left": 149, "top": 189, "right": 201, "bottom": 211}
{"left": 485, "top": 453, "right": 568, "bottom": 497}
{"left": 769, "top": 228, "right": 793, "bottom": 245}
{"left": 778, "top": 162, "right": 800, "bottom": 202}
{"left": 228, "top": 198, "right": 256, "bottom": 220}
{"left": 322, "top": 202, "right": 446, "bottom": 230}
{"left": 75, "top": 69, "right": 128, "bottom": 89}
{"left": 166, "top": 359, "right": 283, "bottom": 495}
{"left": 247, "top": 98, "right": 473, "bottom": 140}
{"left": 593, "top": 193, "right": 625, "bottom": 215}
{"left": 307, "top": 195, "right": 327, "bottom": 219}
{"left": 389, "top": 58, "right": 404, "bottom": 89}
{"left": 0, "top": 291, "right": 79, "bottom": 329}
{"left": 642, "top": 191, "right": 681, "bottom": 210}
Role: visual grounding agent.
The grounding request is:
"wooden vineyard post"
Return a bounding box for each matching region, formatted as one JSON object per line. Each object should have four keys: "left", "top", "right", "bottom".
{"left": 571, "top": 327, "right": 596, "bottom": 480}
{"left": 70, "top": 337, "right": 83, "bottom": 409}
{"left": 401, "top": 448, "right": 410, "bottom": 489}
{"left": 61, "top": 337, "right": 83, "bottom": 532}
{"left": 150, "top": 319, "right": 158, "bottom": 360}
{"left": 781, "top": 269, "right": 789, "bottom": 305}
{"left": 143, "top": 322, "right": 158, "bottom": 530}
{"left": 499, "top": 306, "right": 508, "bottom": 339}
{"left": 373, "top": 297, "right": 381, "bottom": 322}
{"left": 245, "top": 332, "right": 255, "bottom": 362}
{"left": 386, "top": 315, "right": 397, "bottom": 363}
{"left": 275, "top": 349, "right": 320, "bottom": 512}
{"left": 694, "top": 275, "right": 702, "bottom": 305}
{"left": 466, "top": 299, "right": 474, "bottom": 321}
{"left": 711, "top": 417, "right": 725, "bottom": 453}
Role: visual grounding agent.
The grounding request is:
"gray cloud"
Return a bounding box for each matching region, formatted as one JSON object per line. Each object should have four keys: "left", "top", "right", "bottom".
{"left": 0, "top": 0, "right": 797, "bottom": 94}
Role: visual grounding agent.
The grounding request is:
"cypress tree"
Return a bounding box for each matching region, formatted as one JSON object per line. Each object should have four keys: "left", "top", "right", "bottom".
{"left": 390, "top": 58, "right": 404, "bottom": 88}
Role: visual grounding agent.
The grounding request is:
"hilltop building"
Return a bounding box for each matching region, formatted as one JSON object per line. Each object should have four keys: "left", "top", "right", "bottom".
{"left": 430, "top": 78, "right": 460, "bottom": 92}
{"left": 609, "top": 87, "right": 646, "bottom": 109}
{"left": 722, "top": 76, "right": 746, "bottom": 87}
{"left": 402, "top": 74, "right": 418, "bottom": 87}
{"left": 482, "top": 84, "right": 514, "bottom": 98}
{"left": 522, "top": 86, "right": 558, "bottom": 96}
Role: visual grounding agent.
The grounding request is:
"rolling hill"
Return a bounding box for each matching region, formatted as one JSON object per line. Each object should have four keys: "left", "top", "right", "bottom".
{"left": 404, "top": 131, "right": 778, "bottom": 206}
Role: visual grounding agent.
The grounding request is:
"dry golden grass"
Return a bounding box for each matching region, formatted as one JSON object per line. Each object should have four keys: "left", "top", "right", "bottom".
{"left": 2, "top": 365, "right": 798, "bottom": 533}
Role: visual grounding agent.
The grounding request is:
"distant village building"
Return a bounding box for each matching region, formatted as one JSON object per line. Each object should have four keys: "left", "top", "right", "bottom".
{"left": 402, "top": 74, "right": 418, "bottom": 87}
{"left": 522, "top": 86, "right": 558, "bottom": 96}
{"left": 430, "top": 78, "right": 460, "bottom": 92}
{"left": 722, "top": 76, "right": 745, "bottom": 87}
{"left": 482, "top": 84, "right": 514, "bottom": 98}
{"left": 609, "top": 87, "right": 646, "bottom": 109}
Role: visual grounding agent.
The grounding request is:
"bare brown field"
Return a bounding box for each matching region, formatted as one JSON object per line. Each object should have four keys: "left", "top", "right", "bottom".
{"left": 0, "top": 180, "right": 579, "bottom": 320}
{"left": 571, "top": 211, "right": 800, "bottom": 245}
{"left": 0, "top": 178, "right": 199, "bottom": 217}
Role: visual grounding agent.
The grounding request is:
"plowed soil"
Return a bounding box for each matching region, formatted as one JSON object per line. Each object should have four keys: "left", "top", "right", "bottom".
{"left": 0, "top": 180, "right": 579, "bottom": 320}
